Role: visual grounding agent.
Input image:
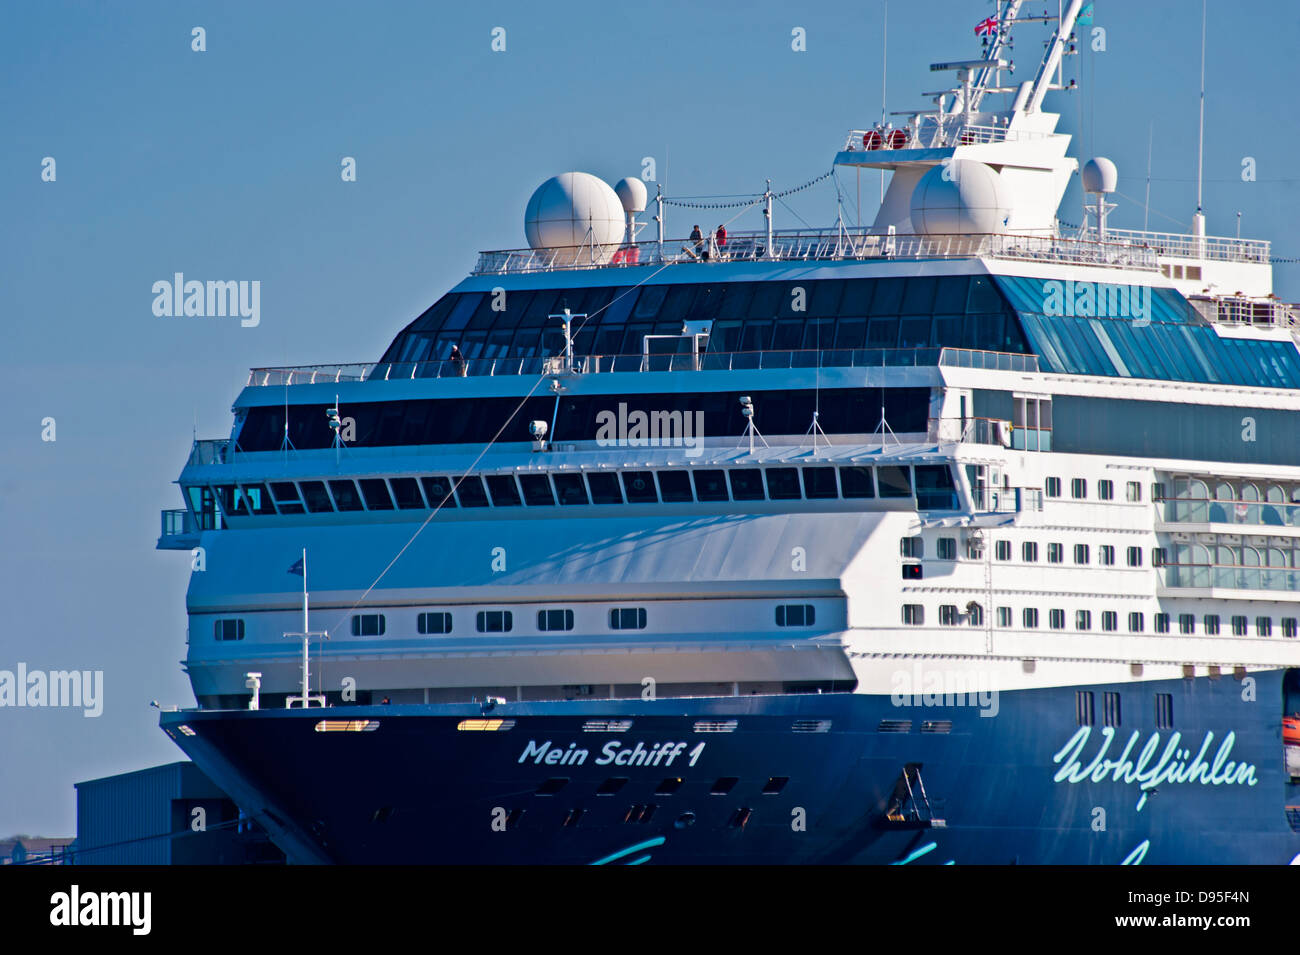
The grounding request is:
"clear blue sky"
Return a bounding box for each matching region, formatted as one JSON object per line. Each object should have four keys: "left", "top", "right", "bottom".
{"left": 1, "top": 0, "right": 1296, "bottom": 837}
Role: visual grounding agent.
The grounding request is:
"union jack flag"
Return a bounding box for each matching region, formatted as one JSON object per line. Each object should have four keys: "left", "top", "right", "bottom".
{"left": 974, "top": 15, "right": 999, "bottom": 36}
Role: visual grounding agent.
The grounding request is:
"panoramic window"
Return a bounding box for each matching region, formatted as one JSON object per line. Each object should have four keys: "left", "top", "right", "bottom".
{"left": 519, "top": 474, "right": 557, "bottom": 506}
{"left": 838, "top": 466, "right": 874, "bottom": 499}
{"left": 622, "top": 471, "right": 658, "bottom": 503}
{"left": 692, "top": 469, "right": 729, "bottom": 502}
{"left": 553, "top": 472, "right": 590, "bottom": 505}
{"left": 656, "top": 470, "right": 694, "bottom": 502}
{"left": 586, "top": 472, "right": 624, "bottom": 505}
{"left": 766, "top": 467, "right": 803, "bottom": 500}
{"left": 486, "top": 475, "right": 522, "bottom": 507}
{"left": 803, "top": 467, "right": 840, "bottom": 499}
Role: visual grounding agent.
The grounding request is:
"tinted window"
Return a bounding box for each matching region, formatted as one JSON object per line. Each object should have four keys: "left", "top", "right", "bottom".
{"left": 877, "top": 466, "right": 912, "bottom": 498}
{"left": 692, "top": 469, "right": 729, "bottom": 501}
{"left": 553, "top": 473, "right": 589, "bottom": 505}
{"left": 765, "top": 468, "right": 802, "bottom": 500}
{"left": 839, "top": 466, "right": 875, "bottom": 498}
{"left": 656, "top": 471, "right": 694, "bottom": 502}
{"left": 587, "top": 472, "right": 624, "bottom": 504}
{"left": 728, "top": 469, "right": 765, "bottom": 501}
{"left": 390, "top": 477, "right": 425, "bottom": 509}
{"left": 622, "top": 471, "right": 658, "bottom": 503}
{"left": 454, "top": 475, "right": 490, "bottom": 507}
{"left": 519, "top": 474, "right": 556, "bottom": 506}
{"left": 421, "top": 476, "right": 458, "bottom": 508}
{"left": 914, "top": 465, "right": 956, "bottom": 509}
{"left": 803, "top": 467, "right": 838, "bottom": 499}
{"left": 300, "top": 481, "right": 333, "bottom": 513}
{"left": 359, "top": 478, "right": 395, "bottom": 510}
{"left": 486, "top": 475, "right": 522, "bottom": 506}
{"left": 329, "top": 480, "right": 364, "bottom": 511}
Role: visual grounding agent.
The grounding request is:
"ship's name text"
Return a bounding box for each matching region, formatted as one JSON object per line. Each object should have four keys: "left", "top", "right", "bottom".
{"left": 518, "top": 739, "right": 705, "bottom": 768}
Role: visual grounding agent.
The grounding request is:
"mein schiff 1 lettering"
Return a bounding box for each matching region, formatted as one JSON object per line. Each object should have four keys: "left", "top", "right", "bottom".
{"left": 518, "top": 740, "right": 705, "bottom": 768}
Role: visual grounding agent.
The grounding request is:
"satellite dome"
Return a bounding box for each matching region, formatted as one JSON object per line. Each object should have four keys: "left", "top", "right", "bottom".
{"left": 910, "top": 160, "right": 1008, "bottom": 235}
{"left": 614, "top": 177, "right": 648, "bottom": 214}
{"left": 1081, "top": 157, "right": 1118, "bottom": 194}
{"left": 524, "top": 172, "right": 625, "bottom": 262}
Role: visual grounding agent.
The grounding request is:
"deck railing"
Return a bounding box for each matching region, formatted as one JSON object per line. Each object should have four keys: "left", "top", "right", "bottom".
{"left": 471, "top": 229, "right": 1159, "bottom": 276}
{"left": 246, "top": 346, "right": 1039, "bottom": 386}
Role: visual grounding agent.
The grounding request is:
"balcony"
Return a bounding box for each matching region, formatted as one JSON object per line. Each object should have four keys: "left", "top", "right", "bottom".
{"left": 158, "top": 508, "right": 200, "bottom": 550}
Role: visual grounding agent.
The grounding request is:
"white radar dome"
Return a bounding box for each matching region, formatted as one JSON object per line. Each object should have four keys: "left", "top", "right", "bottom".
{"left": 614, "top": 177, "right": 648, "bottom": 214}
{"left": 1081, "top": 157, "right": 1119, "bottom": 194}
{"left": 909, "top": 160, "right": 1009, "bottom": 235}
{"left": 524, "top": 172, "right": 625, "bottom": 263}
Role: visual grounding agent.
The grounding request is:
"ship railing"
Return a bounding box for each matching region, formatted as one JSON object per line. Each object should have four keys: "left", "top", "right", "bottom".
{"left": 926, "top": 416, "right": 1049, "bottom": 456}
{"left": 1163, "top": 563, "right": 1300, "bottom": 594}
{"left": 840, "top": 122, "right": 1055, "bottom": 153}
{"left": 1209, "top": 297, "right": 1299, "bottom": 329}
{"left": 1103, "top": 227, "right": 1270, "bottom": 265}
{"left": 472, "top": 230, "right": 1158, "bottom": 275}
{"left": 246, "top": 347, "right": 1038, "bottom": 386}
{"left": 1161, "top": 497, "right": 1300, "bottom": 528}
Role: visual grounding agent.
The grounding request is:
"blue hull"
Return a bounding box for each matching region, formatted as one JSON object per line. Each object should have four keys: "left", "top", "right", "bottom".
{"left": 161, "top": 670, "right": 1300, "bottom": 864}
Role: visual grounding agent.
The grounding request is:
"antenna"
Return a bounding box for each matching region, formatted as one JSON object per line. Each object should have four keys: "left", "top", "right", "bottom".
{"left": 1193, "top": 0, "right": 1207, "bottom": 240}
{"left": 881, "top": 0, "right": 887, "bottom": 203}
{"left": 1144, "top": 123, "right": 1153, "bottom": 232}
{"left": 284, "top": 548, "right": 328, "bottom": 708}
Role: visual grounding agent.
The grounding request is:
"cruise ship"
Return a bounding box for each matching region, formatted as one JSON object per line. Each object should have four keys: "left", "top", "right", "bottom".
{"left": 158, "top": 0, "right": 1300, "bottom": 864}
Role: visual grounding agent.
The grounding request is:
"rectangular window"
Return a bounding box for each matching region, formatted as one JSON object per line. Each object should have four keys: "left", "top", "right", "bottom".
{"left": 476, "top": 610, "right": 513, "bottom": 633}
{"left": 1076, "top": 691, "right": 1095, "bottom": 726}
{"left": 453, "top": 475, "right": 490, "bottom": 507}
{"left": 418, "top": 612, "right": 452, "bottom": 634}
{"left": 766, "top": 468, "right": 804, "bottom": 500}
{"left": 538, "top": 609, "right": 575, "bottom": 632}
{"left": 268, "top": 481, "right": 304, "bottom": 515}
{"left": 609, "top": 607, "right": 648, "bottom": 630}
{"left": 486, "top": 475, "right": 522, "bottom": 507}
{"left": 900, "top": 537, "right": 924, "bottom": 558}
{"left": 1155, "top": 693, "right": 1174, "bottom": 729}
{"left": 1103, "top": 692, "right": 1122, "bottom": 727}
{"left": 1154, "top": 613, "right": 1170, "bottom": 634}
{"left": 727, "top": 469, "right": 765, "bottom": 502}
{"left": 359, "top": 478, "right": 395, "bottom": 510}
{"left": 517, "top": 474, "right": 556, "bottom": 506}
{"left": 553, "top": 472, "right": 591, "bottom": 505}
{"left": 1073, "top": 544, "right": 1090, "bottom": 565}
{"left": 901, "top": 563, "right": 923, "bottom": 580}
{"left": 329, "top": 479, "right": 364, "bottom": 511}
{"left": 803, "top": 467, "right": 841, "bottom": 499}
{"left": 390, "top": 477, "right": 425, "bottom": 510}
{"left": 1023, "top": 541, "right": 1039, "bottom": 563}
{"left": 1232, "top": 615, "right": 1248, "bottom": 636}
{"left": 351, "top": 614, "right": 386, "bottom": 636}
{"left": 1256, "top": 617, "right": 1273, "bottom": 637}
{"left": 1099, "top": 545, "right": 1116, "bottom": 566}
{"left": 1048, "top": 542, "right": 1064, "bottom": 564}
{"left": 939, "top": 604, "right": 960, "bottom": 626}
{"left": 937, "top": 537, "right": 957, "bottom": 560}
{"left": 776, "top": 604, "right": 815, "bottom": 627}
{"left": 1071, "top": 478, "right": 1087, "bottom": 499}
{"left": 838, "top": 466, "right": 875, "bottom": 499}
{"left": 1203, "top": 614, "right": 1221, "bottom": 635}
{"left": 654, "top": 470, "right": 693, "bottom": 503}
{"left": 1102, "top": 610, "right": 1117, "bottom": 632}
{"left": 995, "top": 540, "right": 1011, "bottom": 561}
{"left": 1152, "top": 482, "right": 1166, "bottom": 502}
{"left": 876, "top": 466, "right": 912, "bottom": 498}
{"left": 1076, "top": 610, "right": 1092, "bottom": 631}
{"left": 1284, "top": 618, "right": 1299, "bottom": 639}
{"left": 1098, "top": 480, "right": 1114, "bottom": 501}
{"left": 997, "top": 606, "right": 1012, "bottom": 627}
{"left": 1128, "top": 612, "right": 1144, "bottom": 633}
{"left": 214, "top": 619, "right": 244, "bottom": 641}
{"left": 299, "top": 480, "right": 334, "bottom": 513}
{"left": 691, "top": 469, "right": 729, "bottom": 502}
{"left": 1151, "top": 547, "right": 1168, "bottom": 567}
{"left": 419, "top": 476, "right": 457, "bottom": 508}
{"left": 1126, "top": 546, "right": 1143, "bottom": 567}
{"left": 1049, "top": 609, "right": 1065, "bottom": 630}
{"left": 902, "top": 604, "right": 925, "bottom": 626}
{"left": 587, "top": 472, "right": 625, "bottom": 504}
{"left": 622, "top": 471, "right": 659, "bottom": 503}
{"left": 1045, "top": 477, "right": 1061, "bottom": 498}
{"left": 1126, "top": 481, "right": 1142, "bottom": 502}
{"left": 1178, "top": 614, "right": 1195, "bottom": 635}
{"left": 1023, "top": 607, "right": 1039, "bottom": 629}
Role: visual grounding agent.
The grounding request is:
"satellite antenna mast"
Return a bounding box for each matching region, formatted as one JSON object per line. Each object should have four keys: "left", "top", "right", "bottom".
{"left": 284, "top": 548, "right": 328, "bottom": 708}
{"left": 1193, "top": 0, "right": 1207, "bottom": 248}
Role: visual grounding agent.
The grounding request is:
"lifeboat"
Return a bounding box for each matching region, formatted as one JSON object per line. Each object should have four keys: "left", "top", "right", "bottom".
{"left": 1285, "top": 716, "right": 1300, "bottom": 745}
